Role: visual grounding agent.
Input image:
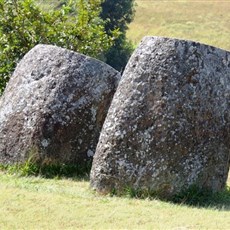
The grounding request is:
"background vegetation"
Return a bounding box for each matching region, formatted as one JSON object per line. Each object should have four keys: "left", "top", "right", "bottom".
{"left": 127, "top": 0, "right": 230, "bottom": 51}
{"left": 0, "top": 0, "right": 119, "bottom": 94}
{"left": 100, "top": 0, "right": 135, "bottom": 72}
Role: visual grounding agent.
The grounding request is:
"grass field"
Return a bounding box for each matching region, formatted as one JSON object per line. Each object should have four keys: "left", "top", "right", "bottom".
{"left": 127, "top": 0, "right": 230, "bottom": 51}
{"left": 35, "top": 0, "right": 230, "bottom": 51}
{"left": 0, "top": 172, "right": 230, "bottom": 229}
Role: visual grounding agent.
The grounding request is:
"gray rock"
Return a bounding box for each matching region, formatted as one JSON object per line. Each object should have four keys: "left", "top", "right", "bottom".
{"left": 0, "top": 44, "right": 120, "bottom": 165}
{"left": 90, "top": 36, "right": 230, "bottom": 197}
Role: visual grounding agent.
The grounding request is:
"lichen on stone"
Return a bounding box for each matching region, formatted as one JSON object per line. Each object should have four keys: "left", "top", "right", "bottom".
{"left": 90, "top": 36, "right": 230, "bottom": 197}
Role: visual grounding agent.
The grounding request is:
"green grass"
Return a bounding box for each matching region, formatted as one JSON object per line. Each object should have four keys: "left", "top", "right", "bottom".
{"left": 127, "top": 0, "right": 230, "bottom": 51}
{"left": 0, "top": 172, "right": 230, "bottom": 229}
{"left": 0, "top": 161, "right": 92, "bottom": 178}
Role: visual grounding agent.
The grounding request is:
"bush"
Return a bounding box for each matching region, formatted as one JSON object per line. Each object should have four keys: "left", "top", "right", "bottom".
{"left": 0, "top": 0, "right": 116, "bottom": 94}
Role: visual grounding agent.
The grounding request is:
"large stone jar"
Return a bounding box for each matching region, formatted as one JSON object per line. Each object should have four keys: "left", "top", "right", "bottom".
{"left": 90, "top": 36, "right": 230, "bottom": 197}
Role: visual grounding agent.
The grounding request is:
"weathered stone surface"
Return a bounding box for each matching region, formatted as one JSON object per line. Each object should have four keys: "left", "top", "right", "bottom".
{"left": 0, "top": 44, "right": 120, "bottom": 165}
{"left": 90, "top": 36, "right": 230, "bottom": 196}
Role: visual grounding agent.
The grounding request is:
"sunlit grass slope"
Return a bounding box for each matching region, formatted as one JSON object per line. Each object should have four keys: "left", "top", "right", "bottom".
{"left": 36, "top": 0, "right": 230, "bottom": 51}
{"left": 127, "top": 0, "right": 230, "bottom": 50}
{"left": 0, "top": 173, "right": 230, "bottom": 229}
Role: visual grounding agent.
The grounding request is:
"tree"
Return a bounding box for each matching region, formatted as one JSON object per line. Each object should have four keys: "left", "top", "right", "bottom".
{"left": 100, "top": 0, "right": 135, "bottom": 72}
{"left": 0, "top": 0, "right": 115, "bottom": 94}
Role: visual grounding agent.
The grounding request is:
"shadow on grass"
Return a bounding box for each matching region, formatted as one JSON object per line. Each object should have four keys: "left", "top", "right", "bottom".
{"left": 168, "top": 186, "right": 230, "bottom": 211}
{"left": 119, "top": 185, "right": 230, "bottom": 211}
{"left": 1, "top": 162, "right": 229, "bottom": 210}
{"left": 0, "top": 162, "right": 91, "bottom": 181}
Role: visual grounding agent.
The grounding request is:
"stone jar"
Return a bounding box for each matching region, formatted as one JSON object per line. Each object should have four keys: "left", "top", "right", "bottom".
{"left": 90, "top": 36, "right": 230, "bottom": 197}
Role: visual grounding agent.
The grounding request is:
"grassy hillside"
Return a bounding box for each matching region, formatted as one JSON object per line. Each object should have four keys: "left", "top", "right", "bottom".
{"left": 0, "top": 173, "right": 230, "bottom": 229}
{"left": 36, "top": 0, "right": 230, "bottom": 51}
{"left": 127, "top": 0, "right": 230, "bottom": 50}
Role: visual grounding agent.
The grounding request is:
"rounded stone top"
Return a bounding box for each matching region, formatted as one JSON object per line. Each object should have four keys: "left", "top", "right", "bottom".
{"left": 140, "top": 36, "right": 230, "bottom": 53}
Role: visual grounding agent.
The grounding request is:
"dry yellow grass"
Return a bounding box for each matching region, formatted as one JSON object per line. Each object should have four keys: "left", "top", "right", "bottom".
{"left": 127, "top": 0, "right": 230, "bottom": 51}
{"left": 0, "top": 173, "right": 229, "bottom": 229}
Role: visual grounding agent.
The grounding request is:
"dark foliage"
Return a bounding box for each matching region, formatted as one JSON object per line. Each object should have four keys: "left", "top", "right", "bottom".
{"left": 100, "top": 0, "right": 135, "bottom": 72}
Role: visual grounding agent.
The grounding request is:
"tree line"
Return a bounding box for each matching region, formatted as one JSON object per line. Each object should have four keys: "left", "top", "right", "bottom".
{"left": 0, "top": 0, "right": 135, "bottom": 94}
